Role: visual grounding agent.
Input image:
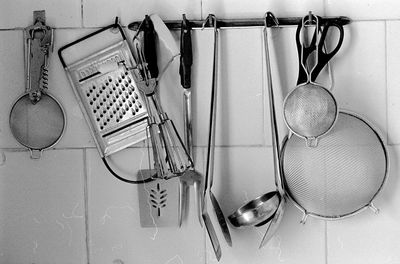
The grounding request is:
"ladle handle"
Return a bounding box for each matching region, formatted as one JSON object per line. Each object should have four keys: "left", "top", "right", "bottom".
{"left": 205, "top": 14, "right": 218, "bottom": 194}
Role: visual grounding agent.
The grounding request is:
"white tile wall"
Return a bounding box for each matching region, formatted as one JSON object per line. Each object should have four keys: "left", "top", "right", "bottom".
{"left": 326, "top": 0, "right": 400, "bottom": 20}
{"left": 0, "top": 150, "right": 86, "bottom": 264}
{"left": 326, "top": 146, "right": 400, "bottom": 264}
{"left": 86, "top": 148, "right": 205, "bottom": 264}
{"left": 387, "top": 21, "right": 400, "bottom": 145}
{"left": 83, "top": 0, "right": 202, "bottom": 28}
{"left": 1, "top": 0, "right": 400, "bottom": 264}
{"left": 202, "top": 0, "right": 324, "bottom": 19}
{"left": 0, "top": 30, "right": 25, "bottom": 148}
{"left": 329, "top": 21, "right": 388, "bottom": 137}
{"left": 0, "top": 0, "right": 82, "bottom": 29}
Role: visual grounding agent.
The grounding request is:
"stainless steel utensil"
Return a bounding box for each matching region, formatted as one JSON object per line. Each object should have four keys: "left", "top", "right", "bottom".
{"left": 137, "top": 170, "right": 181, "bottom": 227}
{"left": 178, "top": 15, "right": 203, "bottom": 227}
{"left": 10, "top": 10, "right": 65, "bottom": 159}
{"left": 227, "top": 14, "right": 283, "bottom": 234}
{"left": 58, "top": 23, "right": 148, "bottom": 157}
{"left": 228, "top": 191, "right": 280, "bottom": 228}
{"left": 282, "top": 13, "right": 344, "bottom": 147}
{"left": 59, "top": 20, "right": 155, "bottom": 184}
{"left": 279, "top": 14, "right": 389, "bottom": 223}
{"left": 281, "top": 111, "right": 388, "bottom": 223}
{"left": 133, "top": 16, "right": 193, "bottom": 180}
{"left": 259, "top": 12, "right": 287, "bottom": 249}
{"left": 203, "top": 14, "right": 232, "bottom": 247}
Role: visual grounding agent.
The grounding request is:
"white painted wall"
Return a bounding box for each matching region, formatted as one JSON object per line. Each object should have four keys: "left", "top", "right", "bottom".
{"left": 1, "top": 0, "right": 400, "bottom": 263}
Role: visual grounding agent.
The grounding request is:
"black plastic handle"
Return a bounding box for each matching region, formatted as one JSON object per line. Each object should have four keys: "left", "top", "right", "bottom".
{"left": 310, "top": 20, "right": 344, "bottom": 82}
{"left": 142, "top": 15, "right": 159, "bottom": 79}
{"left": 179, "top": 14, "right": 193, "bottom": 89}
{"left": 295, "top": 16, "right": 344, "bottom": 85}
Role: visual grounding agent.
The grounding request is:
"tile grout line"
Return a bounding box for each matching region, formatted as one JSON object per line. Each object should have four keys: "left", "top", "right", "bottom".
{"left": 323, "top": 0, "right": 327, "bottom": 16}
{"left": 83, "top": 148, "right": 91, "bottom": 264}
{"left": 81, "top": 0, "right": 84, "bottom": 28}
{"left": 384, "top": 20, "right": 389, "bottom": 145}
{"left": 200, "top": 0, "right": 203, "bottom": 20}
{"left": 325, "top": 220, "right": 328, "bottom": 264}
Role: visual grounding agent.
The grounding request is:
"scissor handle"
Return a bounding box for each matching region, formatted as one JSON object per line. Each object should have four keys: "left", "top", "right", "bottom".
{"left": 296, "top": 15, "right": 320, "bottom": 85}
{"left": 310, "top": 20, "right": 344, "bottom": 82}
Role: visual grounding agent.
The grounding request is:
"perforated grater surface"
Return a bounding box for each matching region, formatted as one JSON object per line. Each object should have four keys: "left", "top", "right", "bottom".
{"left": 63, "top": 40, "right": 148, "bottom": 157}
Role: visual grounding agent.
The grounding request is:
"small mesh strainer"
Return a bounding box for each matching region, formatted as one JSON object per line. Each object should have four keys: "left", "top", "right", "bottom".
{"left": 281, "top": 111, "right": 389, "bottom": 222}
{"left": 283, "top": 14, "right": 344, "bottom": 147}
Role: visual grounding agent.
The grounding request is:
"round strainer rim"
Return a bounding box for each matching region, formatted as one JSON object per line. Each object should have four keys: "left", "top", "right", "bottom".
{"left": 283, "top": 83, "right": 339, "bottom": 143}
{"left": 9, "top": 92, "right": 66, "bottom": 151}
{"left": 280, "top": 110, "right": 389, "bottom": 220}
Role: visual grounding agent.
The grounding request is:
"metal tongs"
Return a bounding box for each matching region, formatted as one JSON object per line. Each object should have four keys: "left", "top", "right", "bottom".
{"left": 24, "top": 10, "right": 54, "bottom": 104}
{"left": 132, "top": 15, "right": 193, "bottom": 180}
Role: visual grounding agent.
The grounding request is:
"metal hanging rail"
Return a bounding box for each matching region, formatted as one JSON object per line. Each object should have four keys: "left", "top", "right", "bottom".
{"left": 128, "top": 15, "right": 351, "bottom": 31}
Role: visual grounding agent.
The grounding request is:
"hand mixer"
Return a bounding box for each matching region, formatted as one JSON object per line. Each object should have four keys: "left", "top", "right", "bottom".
{"left": 132, "top": 15, "right": 193, "bottom": 180}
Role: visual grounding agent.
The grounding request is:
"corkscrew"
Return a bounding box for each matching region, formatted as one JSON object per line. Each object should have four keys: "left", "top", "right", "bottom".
{"left": 24, "top": 10, "right": 54, "bottom": 103}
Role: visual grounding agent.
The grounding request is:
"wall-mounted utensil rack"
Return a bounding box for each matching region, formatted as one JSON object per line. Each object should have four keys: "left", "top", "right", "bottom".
{"left": 128, "top": 15, "right": 351, "bottom": 30}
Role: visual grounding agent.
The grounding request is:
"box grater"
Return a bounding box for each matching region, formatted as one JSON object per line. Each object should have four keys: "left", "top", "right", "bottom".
{"left": 59, "top": 24, "right": 148, "bottom": 157}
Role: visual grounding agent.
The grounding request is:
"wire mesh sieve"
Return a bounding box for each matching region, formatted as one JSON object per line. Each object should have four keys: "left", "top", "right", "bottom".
{"left": 283, "top": 83, "right": 337, "bottom": 144}
{"left": 283, "top": 13, "right": 343, "bottom": 147}
{"left": 281, "top": 111, "right": 388, "bottom": 221}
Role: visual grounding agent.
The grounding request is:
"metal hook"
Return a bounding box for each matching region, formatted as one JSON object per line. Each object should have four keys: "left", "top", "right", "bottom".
{"left": 201, "top": 14, "right": 216, "bottom": 30}
{"left": 308, "top": 11, "right": 313, "bottom": 24}
{"left": 182, "top": 14, "right": 189, "bottom": 33}
{"left": 132, "top": 17, "right": 146, "bottom": 43}
{"left": 265, "top": 12, "right": 279, "bottom": 28}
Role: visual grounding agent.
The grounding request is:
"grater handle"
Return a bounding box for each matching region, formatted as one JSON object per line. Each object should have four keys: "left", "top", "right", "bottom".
{"left": 102, "top": 157, "right": 155, "bottom": 184}
{"left": 58, "top": 18, "right": 126, "bottom": 68}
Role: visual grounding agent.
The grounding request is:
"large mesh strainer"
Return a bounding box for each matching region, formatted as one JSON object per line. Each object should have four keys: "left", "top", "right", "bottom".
{"left": 281, "top": 111, "right": 388, "bottom": 222}
{"left": 283, "top": 14, "right": 344, "bottom": 147}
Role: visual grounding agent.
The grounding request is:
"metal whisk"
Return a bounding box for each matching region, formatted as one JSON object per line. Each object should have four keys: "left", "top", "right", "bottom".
{"left": 132, "top": 16, "right": 193, "bottom": 180}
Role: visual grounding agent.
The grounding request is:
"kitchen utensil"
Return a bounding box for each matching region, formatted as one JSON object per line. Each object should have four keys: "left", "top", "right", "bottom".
{"left": 59, "top": 20, "right": 153, "bottom": 184}
{"left": 282, "top": 13, "right": 344, "bottom": 147}
{"left": 227, "top": 13, "right": 285, "bottom": 236}
{"left": 178, "top": 15, "right": 204, "bottom": 227}
{"left": 180, "top": 14, "right": 193, "bottom": 155}
{"left": 198, "top": 15, "right": 223, "bottom": 262}
{"left": 133, "top": 15, "right": 193, "bottom": 180}
{"left": 203, "top": 14, "right": 232, "bottom": 247}
{"left": 10, "top": 10, "right": 65, "bottom": 159}
{"left": 137, "top": 169, "right": 180, "bottom": 227}
{"left": 281, "top": 110, "right": 388, "bottom": 222}
{"left": 228, "top": 191, "right": 280, "bottom": 228}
